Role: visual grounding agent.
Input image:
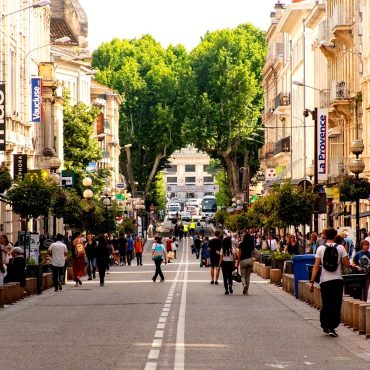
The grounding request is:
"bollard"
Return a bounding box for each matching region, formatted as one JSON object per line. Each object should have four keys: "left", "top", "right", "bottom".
{"left": 352, "top": 301, "right": 361, "bottom": 331}
{"left": 270, "top": 269, "right": 282, "bottom": 284}
{"left": 264, "top": 266, "right": 271, "bottom": 280}
{"left": 313, "top": 285, "right": 321, "bottom": 309}
{"left": 366, "top": 307, "right": 370, "bottom": 339}
{"left": 359, "top": 303, "right": 370, "bottom": 335}
{"left": 342, "top": 298, "right": 354, "bottom": 324}
{"left": 348, "top": 299, "right": 360, "bottom": 328}
{"left": 305, "top": 282, "right": 314, "bottom": 305}
{"left": 0, "top": 287, "right": 4, "bottom": 308}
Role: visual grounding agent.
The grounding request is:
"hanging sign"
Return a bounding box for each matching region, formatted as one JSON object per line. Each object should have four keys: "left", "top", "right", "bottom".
{"left": 0, "top": 83, "right": 5, "bottom": 151}
{"left": 13, "top": 154, "right": 27, "bottom": 180}
{"left": 31, "top": 77, "right": 42, "bottom": 123}
{"left": 317, "top": 108, "right": 328, "bottom": 182}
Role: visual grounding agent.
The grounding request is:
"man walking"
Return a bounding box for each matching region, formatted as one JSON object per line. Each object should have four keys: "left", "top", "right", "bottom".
{"left": 309, "top": 228, "right": 350, "bottom": 337}
{"left": 48, "top": 234, "right": 68, "bottom": 291}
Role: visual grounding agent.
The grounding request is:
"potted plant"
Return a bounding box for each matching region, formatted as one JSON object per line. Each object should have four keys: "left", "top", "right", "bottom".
{"left": 271, "top": 251, "right": 292, "bottom": 271}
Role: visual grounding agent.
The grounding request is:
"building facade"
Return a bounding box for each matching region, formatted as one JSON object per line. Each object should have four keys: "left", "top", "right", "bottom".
{"left": 262, "top": 0, "right": 370, "bottom": 235}
{"left": 164, "top": 147, "right": 217, "bottom": 201}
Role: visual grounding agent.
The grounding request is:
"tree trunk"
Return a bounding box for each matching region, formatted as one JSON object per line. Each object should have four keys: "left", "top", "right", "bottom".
{"left": 222, "top": 154, "right": 240, "bottom": 197}
{"left": 241, "top": 148, "right": 249, "bottom": 207}
{"left": 124, "top": 146, "right": 136, "bottom": 194}
{"left": 144, "top": 153, "right": 165, "bottom": 199}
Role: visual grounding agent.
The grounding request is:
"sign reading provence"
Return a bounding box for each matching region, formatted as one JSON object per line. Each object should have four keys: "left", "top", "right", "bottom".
{"left": 13, "top": 154, "right": 27, "bottom": 180}
{"left": 0, "top": 83, "right": 5, "bottom": 151}
{"left": 317, "top": 108, "right": 328, "bottom": 182}
{"left": 31, "top": 77, "right": 42, "bottom": 123}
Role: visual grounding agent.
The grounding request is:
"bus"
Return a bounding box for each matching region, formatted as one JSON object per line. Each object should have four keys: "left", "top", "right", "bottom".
{"left": 201, "top": 195, "right": 217, "bottom": 220}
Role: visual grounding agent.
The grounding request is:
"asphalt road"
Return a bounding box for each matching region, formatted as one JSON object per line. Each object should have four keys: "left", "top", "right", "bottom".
{"left": 1, "top": 238, "right": 370, "bottom": 370}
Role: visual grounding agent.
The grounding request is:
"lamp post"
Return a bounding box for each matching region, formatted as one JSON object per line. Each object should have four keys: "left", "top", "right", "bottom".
{"left": 348, "top": 140, "right": 365, "bottom": 252}
{"left": 102, "top": 188, "right": 112, "bottom": 233}
{"left": 0, "top": 1, "right": 50, "bottom": 21}
{"left": 83, "top": 177, "right": 93, "bottom": 232}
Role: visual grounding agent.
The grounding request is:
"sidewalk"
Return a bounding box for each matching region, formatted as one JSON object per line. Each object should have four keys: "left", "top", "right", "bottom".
{"left": 256, "top": 273, "right": 370, "bottom": 362}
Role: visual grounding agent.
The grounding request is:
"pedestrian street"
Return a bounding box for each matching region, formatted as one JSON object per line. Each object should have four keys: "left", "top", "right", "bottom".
{"left": 1, "top": 238, "right": 370, "bottom": 370}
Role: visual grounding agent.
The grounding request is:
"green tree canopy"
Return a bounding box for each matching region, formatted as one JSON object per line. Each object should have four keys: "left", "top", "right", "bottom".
{"left": 92, "top": 35, "right": 188, "bottom": 197}
{"left": 182, "top": 23, "right": 266, "bottom": 197}
{"left": 7, "top": 173, "right": 55, "bottom": 220}
{"left": 63, "top": 92, "right": 102, "bottom": 172}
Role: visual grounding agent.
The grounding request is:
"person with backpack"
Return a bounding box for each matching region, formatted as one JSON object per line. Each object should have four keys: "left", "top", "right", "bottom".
{"left": 309, "top": 227, "right": 350, "bottom": 337}
{"left": 351, "top": 239, "right": 370, "bottom": 302}
{"left": 151, "top": 236, "right": 167, "bottom": 282}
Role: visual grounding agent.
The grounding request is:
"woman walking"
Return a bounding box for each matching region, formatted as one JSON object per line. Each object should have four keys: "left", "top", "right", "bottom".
{"left": 96, "top": 235, "right": 111, "bottom": 286}
{"left": 151, "top": 236, "right": 167, "bottom": 282}
{"left": 219, "top": 236, "right": 236, "bottom": 295}
{"left": 71, "top": 232, "right": 86, "bottom": 286}
{"left": 239, "top": 232, "right": 256, "bottom": 295}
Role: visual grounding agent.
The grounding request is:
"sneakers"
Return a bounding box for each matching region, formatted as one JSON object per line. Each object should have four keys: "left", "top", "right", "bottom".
{"left": 229, "top": 286, "right": 233, "bottom": 294}
{"left": 160, "top": 279, "right": 165, "bottom": 282}
{"left": 243, "top": 286, "right": 248, "bottom": 295}
{"left": 225, "top": 290, "right": 229, "bottom": 295}
{"left": 58, "top": 283, "right": 62, "bottom": 291}
{"left": 322, "top": 328, "right": 330, "bottom": 334}
{"left": 152, "top": 276, "right": 156, "bottom": 282}
{"left": 328, "top": 330, "right": 338, "bottom": 337}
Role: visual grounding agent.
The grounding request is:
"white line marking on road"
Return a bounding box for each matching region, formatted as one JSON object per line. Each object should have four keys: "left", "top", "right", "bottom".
{"left": 164, "top": 304, "right": 171, "bottom": 308}
{"left": 144, "top": 362, "right": 157, "bottom": 370}
{"left": 67, "top": 279, "right": 267, "bottom": 284}
{"left": 152, "top": 339, "right": 162, "bottom": 348}
{"left": 163, "top": 307, "right": 170, "bottom": 312}
{"left": 155, "top": 330, "right": 164, "bottom": 338}
{"left": 174, "top": 238, "right": 189, "bottom": 370}
{"left": 148, "top": 349, "right": 160, "bottom": 360}
{"left": 160, "top": 312, "right": 169, "bottom": 317}
{"left": 157, "top": 323, "right": 165, "bottom": 329}
{"left": 158, "top": 317, "right": 167, "bottom": 323}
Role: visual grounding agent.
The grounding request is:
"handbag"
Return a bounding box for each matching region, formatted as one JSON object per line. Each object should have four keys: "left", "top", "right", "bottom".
{"left": 167, "top": 251, "right": 175, "bottom": 260}
{"left": 232, "top": 269, "right": 242, "bottom": 283}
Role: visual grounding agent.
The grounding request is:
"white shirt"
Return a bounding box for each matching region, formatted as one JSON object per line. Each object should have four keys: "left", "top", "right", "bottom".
{"left": 315, "top": 243, "right": 347, "bottom": 283}
{"left": 267, "top": 238, "right": 278, "bottom": 251}
{"left": 220, "top": 246, "right": 236, "bottom": 262}
{"left": 48, "top": 241, "right": 67, "bottom": 267}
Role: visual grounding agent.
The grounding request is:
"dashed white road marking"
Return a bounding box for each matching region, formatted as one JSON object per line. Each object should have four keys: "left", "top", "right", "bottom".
{"left": 152, "top": 339, "right": 162, "bottom": 348}
{"left": 148, "top": 349, "right": 160, "bottom": 360}
{"left": 154, "top": 330, "right": 164, "bottom": 338}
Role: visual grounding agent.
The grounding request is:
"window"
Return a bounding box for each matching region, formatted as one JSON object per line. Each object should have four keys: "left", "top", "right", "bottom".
{"left": 185, "top": 164, "right": 195, "bottom": 172}
{"left": 167, "top": 165, "right": 177, "bottom": 173}
{"left": 185, "top": 176, "right": 196, "bottom": 184}
{"left": 167, "top": 177, "right": 177, "bottom": 183}
{"left": 203, "top": 176, "right": 214, "bottom": 183}
{"left": 203, "top": 164, "right": 209, "bottom": 172}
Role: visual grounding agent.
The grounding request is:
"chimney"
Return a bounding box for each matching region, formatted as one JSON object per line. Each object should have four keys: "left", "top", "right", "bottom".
{"left": 274, "top": 1, "right": 285, "bottom": 20}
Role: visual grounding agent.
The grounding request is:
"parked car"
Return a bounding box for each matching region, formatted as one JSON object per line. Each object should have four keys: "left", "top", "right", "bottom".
{"left": 180, "top": 211, "right": 191, "bottom": 221}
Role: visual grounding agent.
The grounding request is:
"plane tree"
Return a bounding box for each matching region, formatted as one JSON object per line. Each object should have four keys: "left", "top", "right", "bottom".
{"left": 182, "top": 24, "right": 266, "bottom": 197}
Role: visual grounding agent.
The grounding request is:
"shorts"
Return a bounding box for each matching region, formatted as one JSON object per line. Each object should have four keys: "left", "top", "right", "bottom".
{"left": 210, "top": 255, "right": 220, "bottom": 268}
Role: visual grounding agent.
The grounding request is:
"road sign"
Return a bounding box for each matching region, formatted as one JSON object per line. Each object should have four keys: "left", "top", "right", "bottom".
{"left": 166, "top": 185, "right": 219, "bottom": 192}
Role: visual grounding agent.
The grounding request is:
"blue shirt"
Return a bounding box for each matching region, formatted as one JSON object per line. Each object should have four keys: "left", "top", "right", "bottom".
{"left": 127, "top": 238, "right": 134, "bottom": 251}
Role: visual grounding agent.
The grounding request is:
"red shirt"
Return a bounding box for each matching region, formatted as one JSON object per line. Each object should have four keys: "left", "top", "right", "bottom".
{"left": 166, "top": 239, "right": 173, "bottom": 252}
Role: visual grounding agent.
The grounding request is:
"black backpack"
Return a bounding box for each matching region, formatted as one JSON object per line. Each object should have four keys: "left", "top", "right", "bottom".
{"left": 322, "top": 243, "right": 339, "bottom": 272}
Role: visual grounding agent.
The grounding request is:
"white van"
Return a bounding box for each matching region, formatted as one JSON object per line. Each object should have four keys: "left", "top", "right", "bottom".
{"left": 168, "top": 203, "right": 181, "bottom": 221}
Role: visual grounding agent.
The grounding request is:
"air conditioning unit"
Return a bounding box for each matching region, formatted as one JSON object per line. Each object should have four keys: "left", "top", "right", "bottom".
{"left": 328, "top": 126, "right": 341, "bottom": 137}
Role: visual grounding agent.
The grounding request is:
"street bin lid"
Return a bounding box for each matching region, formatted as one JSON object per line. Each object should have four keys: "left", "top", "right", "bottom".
{"left": 292, "top": 254, "right": 316, "bottom": 261}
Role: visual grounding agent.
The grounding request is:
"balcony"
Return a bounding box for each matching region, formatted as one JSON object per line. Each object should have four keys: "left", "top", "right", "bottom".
{"left": 329, "top": 81, "right": 351, "bottom": 117}
{"left": 274, "top": 92, "right": 290, "bottom": 114}
{"left": 274, "top": 136, "right": 290, "bottom": 155}
{"left": 329, "top": 6, "right": 353, "bottom": 45}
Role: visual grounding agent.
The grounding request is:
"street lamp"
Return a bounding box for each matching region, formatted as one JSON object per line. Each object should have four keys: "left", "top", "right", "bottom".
{"left": 0, "top": 1, "right": 50, "bottom": 20}
{"left": 349, "top": 140, "right": 365, "bottom": 252}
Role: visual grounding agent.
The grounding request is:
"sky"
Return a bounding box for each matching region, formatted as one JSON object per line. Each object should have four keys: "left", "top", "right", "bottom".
{"left": 78, "top": 0, "right": 282, "bottom": 52}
